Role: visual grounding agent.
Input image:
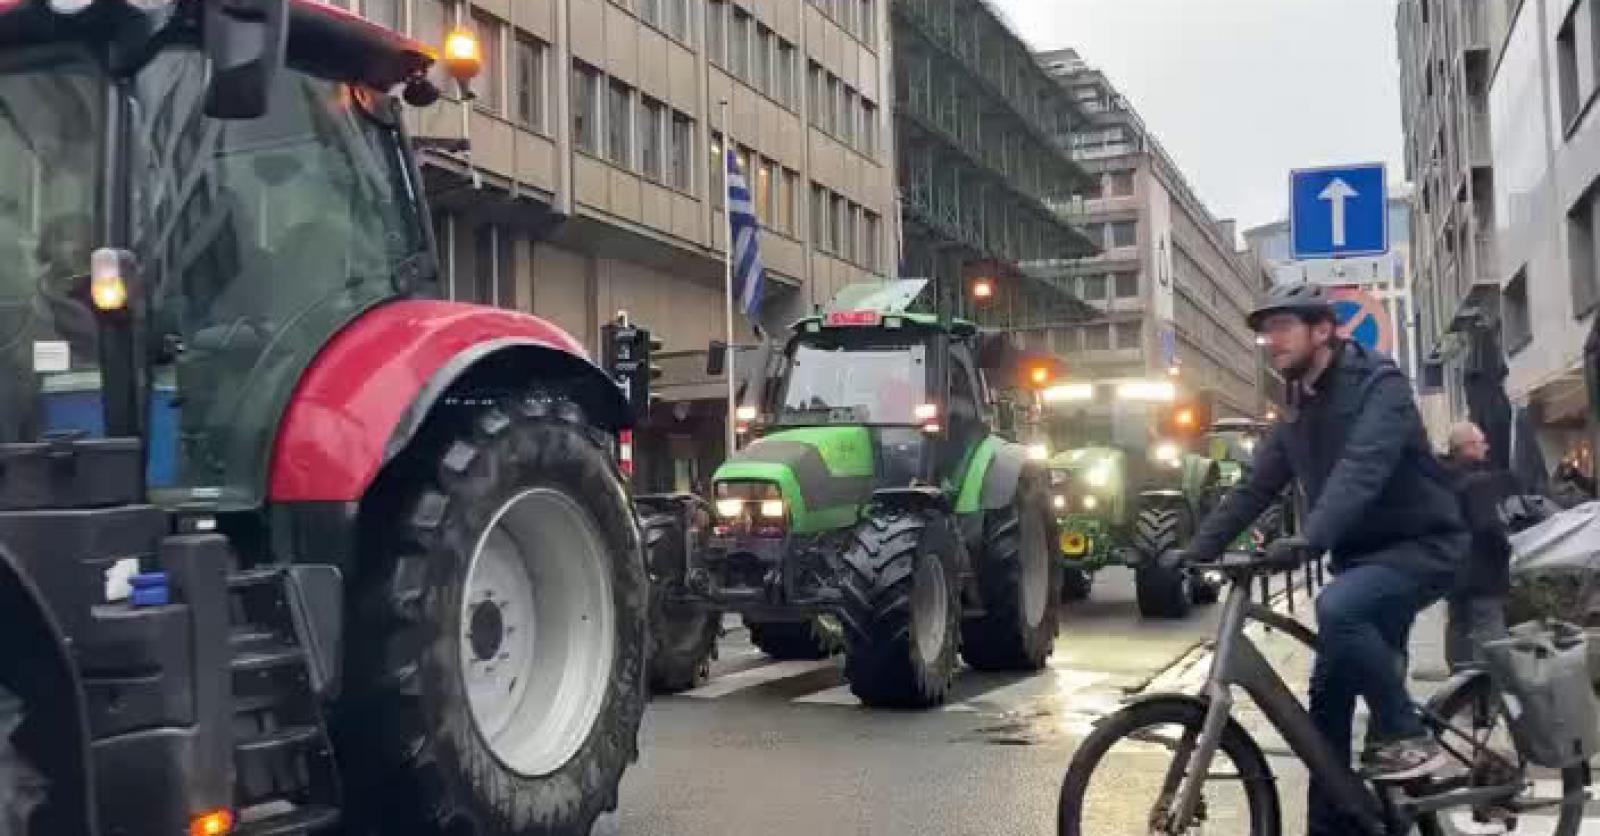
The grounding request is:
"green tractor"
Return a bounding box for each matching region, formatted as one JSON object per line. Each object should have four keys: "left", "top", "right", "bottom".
{"left": 660, "top": 280, "right": 1061, "bottom": 708}
{"left": 1201, "top": 417, "right": 1298, "bottom": 548}
{"left": 1042, "top": 380, "right": 1225, "bottom": 618}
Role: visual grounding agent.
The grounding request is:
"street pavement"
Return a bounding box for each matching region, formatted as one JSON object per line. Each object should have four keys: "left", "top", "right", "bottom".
{"left": 596, "top": 568, "right": 1600, "bottom": 835}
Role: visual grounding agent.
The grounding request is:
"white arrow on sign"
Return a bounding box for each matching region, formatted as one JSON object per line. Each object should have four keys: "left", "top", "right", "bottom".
{"left": 1318, "top": 178, "right": 1358, "bottom": 247}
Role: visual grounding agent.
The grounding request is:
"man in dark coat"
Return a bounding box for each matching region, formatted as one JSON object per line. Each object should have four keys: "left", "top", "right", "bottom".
{"left": 1437, "top": 422, "right": 1515, "bottom": 668}
{"left": 1182, "top": 283, "right": 1467, "bottom": 835}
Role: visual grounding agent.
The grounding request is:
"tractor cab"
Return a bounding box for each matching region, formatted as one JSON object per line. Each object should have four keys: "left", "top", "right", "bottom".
{"left": 1202, "top": 418, "right": 1272, "bottom": 486}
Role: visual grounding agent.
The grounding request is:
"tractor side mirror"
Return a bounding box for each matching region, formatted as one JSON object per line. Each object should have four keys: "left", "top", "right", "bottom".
{"left": 202, "top": 0, "right": 290, "bottom": 120}
{"left": 706, "top": 340, "right": 727, "bottom": 377}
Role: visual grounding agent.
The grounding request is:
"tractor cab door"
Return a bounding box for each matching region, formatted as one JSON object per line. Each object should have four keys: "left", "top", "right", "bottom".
{"left": 939, "top": 345, "right": 987, "bottom": 484}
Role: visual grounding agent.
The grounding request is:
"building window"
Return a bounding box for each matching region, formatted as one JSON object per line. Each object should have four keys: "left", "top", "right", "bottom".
{"left": 840, "top": 88, "right": 856, "bottom": 147}
{"left": 1085, "top": 324, "right": 1111, "bottom": 351}
{"left": 413, "top": 0, "right": 448, "bottom": 84}
{"left": 472, "top": 12, "right": 504, "bottom": 114}
{"left": 824, "top": 75, "right": 838, "bottom": 134}
{"left": 812, "top": 185, "right": 830, "bottom": 252}
{"left": 607, "top": 80, "right": 632, "bottom": 167}
{"left": 777, "top": 42, "right": 797, "bottom": 108}
{"left": 515, "top": 35, "right": 546, "bottom": 131}
{"left": 710, "top": 131, "right": 725, "bottom": 208}
{"left": 863, "top": 211, "right": 880, "bottom": 271}
{"left": 808, "top": 63, "right": 824, "bottom": 125}
{"left": 572, "top": 62, "right": 601, "bottom": 153}
{"left": 776, "top": 168, "right": 795, "bottom": 233}
{"left": 1114, "top": 271, "right": 1139, "bottom": 298}
{"left": 861, "top": 99, "right": 877, "bottom": 155}
{"left": 835, "top": 81, "right": 849, "bottom": 140}
{"left": 1110, "top": 170, "right": 1135, "bottom": 196}
{"left": 1111, "top": 220, "right": 1137, "bottom": 248}
{"left": 639, "top": 97, "right": 666, "bottom": 180}
{"left": 860, "top": 0, "right": 875, "bottom": 43}
{"left": 1080, "top": 274, "right": 1106, "bottom": 301}
{"left": 1503, "top": 269, "right": 1532, "bottom": 352}
{"left": 1114, "top": 321, "right": 1140, "bottom": 350}
{"left": 730, "top": 8, "right": 751, "bottom": 79}
{"left": 1570, "top": 187, "right": 1600, "bottom": 315}
{"left": 754, "top": 26, "right": 772, "bottom": 94}
{"left": 639, "top": 0, "right": 662, "bottom": 28}
{"left": 830, "top": 194, "right": 845, "bottom": 256}
{"left": 708, "top": 0, "right": 727, "bottom": 66}
{"left": 844, "top": 203, "right": 859, "bottom": 263}
{"left": 753, "top": 156, "right": 773, "bottom": 225}
{"left": 670, "top": 112, "right": 694, "bottom": 191}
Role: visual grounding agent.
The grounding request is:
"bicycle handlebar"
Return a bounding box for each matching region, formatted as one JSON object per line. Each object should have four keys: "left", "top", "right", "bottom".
{"left": 1190, "top": 548, "right": 1310, "bottom": 577}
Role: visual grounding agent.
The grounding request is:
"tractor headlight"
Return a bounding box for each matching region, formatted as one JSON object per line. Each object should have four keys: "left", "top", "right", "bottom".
{"left": 1153, "top": 442, "right": 1181, "bottom": 465}
{"left": 760, "top": 499, "right": 786, "bottom": 518}
{"left": 715, "top": 499, "right": 746, "bottom": 518}
{"left": 1242, "top": 439, "right": 1256, "bottom": 455}
{"left": 1086, "top": 462, "right": 1111, "bottom": 487}
{"left": 1082, "top": 495, "right": 1098, "bottom": 510}
{"left": 1053, "top": 495, "right": 1066, "bottom": 510}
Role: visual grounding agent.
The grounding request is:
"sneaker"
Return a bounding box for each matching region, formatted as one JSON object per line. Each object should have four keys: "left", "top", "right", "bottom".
{"left": 1363, "top": 736, "right": 1450, "bottom": 782}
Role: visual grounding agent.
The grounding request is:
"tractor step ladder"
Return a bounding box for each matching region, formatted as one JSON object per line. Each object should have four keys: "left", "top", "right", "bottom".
{"left": 227, "top": 566, "right": 341, "bottom": 835}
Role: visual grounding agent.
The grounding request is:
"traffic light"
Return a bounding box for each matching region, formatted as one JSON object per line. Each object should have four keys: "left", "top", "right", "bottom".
{"left": 601, "top": 313, "right": 663, "bottom": 422}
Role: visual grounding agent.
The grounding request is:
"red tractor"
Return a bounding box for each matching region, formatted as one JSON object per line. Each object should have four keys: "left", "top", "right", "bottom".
{"left": 0, "top": 2, "right": 646, "bottom": 834}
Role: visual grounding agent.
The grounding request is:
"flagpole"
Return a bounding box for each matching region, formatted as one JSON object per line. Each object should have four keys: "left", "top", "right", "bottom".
{"left": 720, "top": 98, "right": 737, "bottom": 458}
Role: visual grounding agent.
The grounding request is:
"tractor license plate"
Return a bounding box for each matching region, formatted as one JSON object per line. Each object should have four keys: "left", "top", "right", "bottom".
{"left": 1061, "top": 531, "right": 1088, "bottom": 555}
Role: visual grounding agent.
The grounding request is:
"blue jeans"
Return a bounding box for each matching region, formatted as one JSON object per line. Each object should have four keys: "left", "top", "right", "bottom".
{"left": 1307, "top": 559, "right": 1451, "bottom": 834}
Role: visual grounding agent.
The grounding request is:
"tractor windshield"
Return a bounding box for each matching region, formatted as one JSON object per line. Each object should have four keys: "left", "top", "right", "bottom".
{"left": 0, "top": 44, "right": 105, "bottom": 445}
{"left": 131, "top": 47, "right": 429, "bottom": 506}
{"left": 777, "top": 340, "right": 929, "bottom": 425}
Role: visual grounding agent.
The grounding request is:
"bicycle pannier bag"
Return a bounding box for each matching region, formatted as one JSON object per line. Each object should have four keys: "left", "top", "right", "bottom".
{"left": 1482, "top": 620, "right": 1600, "bottom": 769}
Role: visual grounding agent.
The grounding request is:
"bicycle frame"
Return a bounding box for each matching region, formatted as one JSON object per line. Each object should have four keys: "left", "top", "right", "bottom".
{"left": 1165, "top": 578, "right": 1389, "bottom": 834}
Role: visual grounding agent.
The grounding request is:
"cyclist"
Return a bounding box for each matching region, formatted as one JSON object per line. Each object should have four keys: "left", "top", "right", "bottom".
{"left": 1180, "top": 283, "right": 1467, "bottom": 835}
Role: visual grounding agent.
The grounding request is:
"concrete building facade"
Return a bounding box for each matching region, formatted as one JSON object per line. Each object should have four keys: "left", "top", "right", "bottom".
{"left": 1029, "top": 49, "right": 1264, "bottom": 420}
{"left": 1396, "top": 0, "right": 1514, "bottom": 425}
{"left": 331, "top": 0, "right": 896, "bottom": 493}
{"left": 1481, "top": 0, "right": 1600, "bottom": 469}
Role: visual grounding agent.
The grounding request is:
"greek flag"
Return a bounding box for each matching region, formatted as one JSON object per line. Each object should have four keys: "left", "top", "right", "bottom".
{"left": 726, "top": 149, "right": 764, "bottom": 323}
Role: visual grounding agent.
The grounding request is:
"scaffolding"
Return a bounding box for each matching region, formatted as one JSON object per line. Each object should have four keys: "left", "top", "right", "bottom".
{"left": 892, "top": 0, "right": 1098, "bottom": 331}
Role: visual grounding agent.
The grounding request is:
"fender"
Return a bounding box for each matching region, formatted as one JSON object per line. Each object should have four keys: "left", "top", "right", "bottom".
{"left": 956, "top": 439, "right": 1034, "bottom": 514}
{"left": 0, "top": 544, "right": 94, "bottom": 836}
{"left": 269, "top": 300, "right": 629, "bottom": 502}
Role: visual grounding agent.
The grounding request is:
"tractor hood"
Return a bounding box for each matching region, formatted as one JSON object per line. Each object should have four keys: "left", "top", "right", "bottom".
{"left": 713, "top": 427, "right": 876, "bottom": 534}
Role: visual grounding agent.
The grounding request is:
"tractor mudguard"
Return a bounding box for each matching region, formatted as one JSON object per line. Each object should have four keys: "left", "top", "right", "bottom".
{"left": 0, "top": 544, "right": 94, "bottom": 836}
{"left": 269, "top": 300, "right": 629, "bottom": 502}
{"left": 956, "top": 438, "right": 1032, "bottom": 514}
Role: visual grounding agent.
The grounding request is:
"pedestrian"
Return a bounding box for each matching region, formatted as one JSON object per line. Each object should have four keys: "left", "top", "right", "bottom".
{"left": 1438, "top": 422, "right": 1515, "bottom": 669}
{"left": 1179, "top": 283, "right": 1467, "bottom": 836}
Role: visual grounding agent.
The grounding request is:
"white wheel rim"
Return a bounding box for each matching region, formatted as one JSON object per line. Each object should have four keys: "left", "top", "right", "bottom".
{"left": 910, "top": 555, "right": 950, "bottom": 666}
{"left": 460, "top": 488, "right": 615, "bottom": 778}
{"left": 1020, "top": 508, "right": 1050, "bottom": 627}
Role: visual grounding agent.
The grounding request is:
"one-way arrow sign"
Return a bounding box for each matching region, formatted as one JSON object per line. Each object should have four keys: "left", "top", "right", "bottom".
{"left": 1291, "top": 164, "right": 1387, "bottom": 259}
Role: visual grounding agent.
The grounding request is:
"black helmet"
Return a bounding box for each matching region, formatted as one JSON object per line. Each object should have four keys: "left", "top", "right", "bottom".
{"left": 1246, "top": 283, "right": 1335, "bottom": 331}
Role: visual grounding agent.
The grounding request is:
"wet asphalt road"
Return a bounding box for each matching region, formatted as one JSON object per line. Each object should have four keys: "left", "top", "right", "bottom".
{"left": 594, "top": 568, "right": 1244, "bottom": 836}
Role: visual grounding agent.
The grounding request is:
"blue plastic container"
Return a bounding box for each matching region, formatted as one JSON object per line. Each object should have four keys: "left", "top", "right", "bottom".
{"left": 40, "top": 373, "right": 180, "bottom": 488}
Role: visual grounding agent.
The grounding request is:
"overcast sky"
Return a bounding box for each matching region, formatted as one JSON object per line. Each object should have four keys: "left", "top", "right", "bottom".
{"left": 991, "top": 0, "right": 1405, "bottom": 239}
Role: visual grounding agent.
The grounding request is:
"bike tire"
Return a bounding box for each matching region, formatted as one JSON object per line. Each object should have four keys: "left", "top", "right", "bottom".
{"left": 1414, "top": 673, "right": 1588, "bottom": 836}
{"left": 1057, "top": 697, "right": 1281, "bottom": 836}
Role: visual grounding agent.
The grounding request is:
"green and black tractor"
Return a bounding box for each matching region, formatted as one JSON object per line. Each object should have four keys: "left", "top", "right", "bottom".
{"left": 1201, "top": 417, "right": 1298, "bottom": 548}
{"left": 653, "top": 280, "right": 1061, "bottom": 708}
{"left": 1041, "top": 379, "right": 1225, "bottom": 618}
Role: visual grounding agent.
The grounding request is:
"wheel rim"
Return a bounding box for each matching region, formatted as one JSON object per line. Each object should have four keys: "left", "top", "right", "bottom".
{"left": 459, "top": 487, "right": 616, "bottom": 778}
{"left": 1019, "top": 506, "right": 1050, "bottom": 627}
{"left": 910, "top": 555, "right": 950, "bottom": 666}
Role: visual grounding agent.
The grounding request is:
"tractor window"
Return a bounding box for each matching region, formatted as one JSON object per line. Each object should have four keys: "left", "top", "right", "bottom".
{"left": 779, "top": 341, "right": 928, "bottom": 425}
{"left": 132, "top": 48, "right": 429, "bottom": 506}
{"left": 0, "top": 45, "right": 103, "bottom": 445}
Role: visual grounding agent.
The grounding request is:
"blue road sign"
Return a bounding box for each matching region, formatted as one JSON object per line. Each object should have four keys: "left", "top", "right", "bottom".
{"left": 1290, "top": 164, "right": 1388, "bottom": 259}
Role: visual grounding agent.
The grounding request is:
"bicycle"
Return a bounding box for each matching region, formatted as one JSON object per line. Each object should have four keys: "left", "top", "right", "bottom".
{"left": 1057, "top": 549, "right": 1593, "bottom": 835}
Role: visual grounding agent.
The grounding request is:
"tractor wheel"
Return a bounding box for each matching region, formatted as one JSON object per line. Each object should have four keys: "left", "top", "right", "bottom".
{"left": 642, "top": 513, "right": 720, "bottom": 694}
{"left": 961, "top": 476, "right": 1061, "bottom": 671}
{"left": 1133, "top": 506, "right": 1194, "bottom": 619}
{"left": 341, "top": 394, "right": 647, "bottom": 836}
{"left": 745, "top": 617, "right": 844, "bottom": 659}
{"left": 0, "top": 685, "right": 45, "bottom": 835}
{"left": 837, "top": 512, "right": 961, "bottom": 708}
{"left": 1060, "top": 567, "right": 1093, "bottom": 602}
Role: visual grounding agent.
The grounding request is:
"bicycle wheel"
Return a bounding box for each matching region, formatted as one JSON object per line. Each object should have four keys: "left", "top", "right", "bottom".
{"left": 1058, "top": 698, "right": 1281, "bottom": 836}
{"left": 1415, "top": 672, "right": 1588, "bottom": 836}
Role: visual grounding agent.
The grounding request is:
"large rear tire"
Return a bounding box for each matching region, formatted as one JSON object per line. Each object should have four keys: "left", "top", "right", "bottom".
{"left": 837, "top": 512, "right": 961, "bottom": 708}
{"left": 341, "top": 395, "right": 647, "bottom": 836}
{"left": 0, "top": 685, "right": 45, "bottom": 836}
{"left": 1134, "top": 506, "right": 1194, "bottom": 619}
{"left": 962, "top": 475, "right": 1061, "bottom": 671}
{"left": 642, "top": 512, "right": 720, "bottom": 694}
{"left": 745, "top": 617, "right": 844, "bottom": 660}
